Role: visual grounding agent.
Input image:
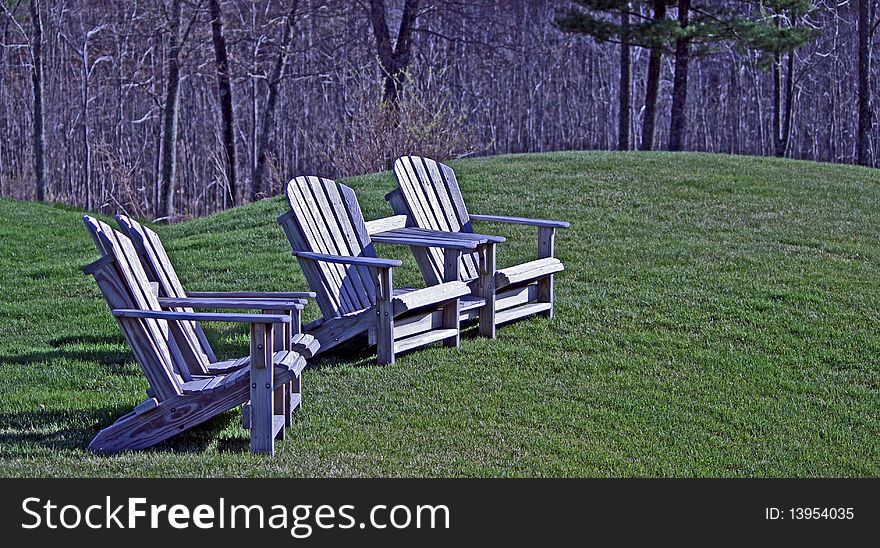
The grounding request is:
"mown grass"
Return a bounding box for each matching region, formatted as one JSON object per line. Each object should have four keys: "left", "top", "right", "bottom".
{"left": 0, "top": 151, "right": 878, "bottom": 477}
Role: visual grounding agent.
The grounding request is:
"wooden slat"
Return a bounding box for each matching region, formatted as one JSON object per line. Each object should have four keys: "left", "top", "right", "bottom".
{"left": 394, "top": 328, "right": 459, "bottom": 355}
{"left": 393, "top": 157, "right": 482, "bottom": 281}
{"left": 186, "top": 291, "right": 314, "bottom": 300}
{"left": 397, "top": 157, "right": 447, "bottom": 276}
{"left": 83, "top": 217, "right": 183, "bottom": 399}
{"left": 386, "top": 188, "right": 443, "bottom": 285}
{"left": 318, "top": 178, "right": 376, "bottom": 307}
{"left": 116, "top": 215, "right": 214, "bottom": 370}
{"left": 494, "top": 283, "right": 538, "bottom": 312}
{"left": 469, "top": 214, "right": 570, "bottom": 228}
{"left": 365, "top": 215, "right": 408, "bottom": 235}
{"left": 495, "top": 302, "right": 553, "bottom": 325}
{"left": 306, "top": 308, "right": 376, "bottom": 354}
{"left": 496, "top": 257, "right": 564, "bottom": 289}
{"left": 286, "top": 178, "right": 349, "bottom": 314}
{"left": 417, "top": 156, "right": 481, "bottom": 280}
{"left": 369, "top": 309, "right": 442, "bottom": 345}
{"left": 308, "top": 177, "right": 372, "bottom": 311}
{"left": 158, "top": 297, "right": 304, "bottom": 310}
{"left": 391, "top": 280, "right": 469, "bottom": 315}
{"left": 279, "top": 211, "right": 342, "bottom": 317}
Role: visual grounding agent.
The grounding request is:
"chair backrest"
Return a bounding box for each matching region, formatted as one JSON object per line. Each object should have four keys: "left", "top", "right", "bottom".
{"left": 391, "top": 156, "right": 481, "bottom": 282}
{"left": 278, "top": 176, "right": 377, "bottom": 318}
{"left": 82, "top": 216, "right": 188, "bottom": 400}
{"left": 115, "top": 215, "right": 213, "bottom": 369}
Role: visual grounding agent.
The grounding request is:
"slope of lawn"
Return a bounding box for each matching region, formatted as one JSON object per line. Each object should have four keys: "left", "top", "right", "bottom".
{"left": 0, "top": 151, "right": 878, "bottom": 477}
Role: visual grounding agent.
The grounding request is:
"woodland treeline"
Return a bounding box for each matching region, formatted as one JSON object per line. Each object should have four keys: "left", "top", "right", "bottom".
{"left": 0, "top": 0, "right": 876, "bottom": 221}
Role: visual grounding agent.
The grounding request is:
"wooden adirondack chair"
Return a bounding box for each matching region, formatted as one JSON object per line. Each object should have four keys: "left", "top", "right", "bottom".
{"left": 114, "top": 214, "right": 319, "bottom": 377}
{"left": 387, "top": 155, "right": 570, "bottom": 338}
{"left": 82, "top": 216, "right": 311, "bottom": 455}
{"left": 277, "top": 176, "right": 477, "bottom": 365}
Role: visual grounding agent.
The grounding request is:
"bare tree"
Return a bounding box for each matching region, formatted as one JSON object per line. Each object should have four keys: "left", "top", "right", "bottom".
{"left": 29, "top": 0, "right": 46, "bottom": 201}
{"left": 208, "top": 0, "right": 237, "bottom": 204}
{"left": 857, "top": 0, "right": 874, "bottom": 165}
{"left": 640, "top": 0, "right": 666, "bottom": 151}
{"left": 367, "top": 0, "right": 421, "bottom": 104}
{"left": 668, "top": 0, "right": 691, "bottom": 152}
{"left": 618, "top": 3, "right": 631, "bottom": 151}
{"left": 251, "top": 1, "right": 299, "bottom": 201}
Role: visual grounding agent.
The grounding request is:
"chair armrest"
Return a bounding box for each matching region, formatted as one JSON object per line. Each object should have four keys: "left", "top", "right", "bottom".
{"left": 294, "top": 251, "right": 402, "bottom": 268}
{"left": 157, "top": 297, "right": 304, "bottom": 311}
{"left": 112, "top": 309, "right": 291, "bottom": 324}
{"left": 186, "top": 291, "right": 315, "bottom": 302}
{"left": 469, "top": 214, "right": 570, "bottom": 229}
{"left": 371, "top": 233, "right": 477, "bottom": 250}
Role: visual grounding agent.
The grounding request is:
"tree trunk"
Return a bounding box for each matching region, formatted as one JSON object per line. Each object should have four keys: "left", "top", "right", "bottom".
{"left": 368, "top": 0, "right": 421, "bottom": 105}
{"left": 857, "top": 0, "right": 872, "bottom": 166}
{"left": 641, "top": 0, "right": 666, "bottom": 151}
{"left": 209, "top": 0, "right": 237, "bottom": 206}
{"left": 29, "top": 0, "right": 45, "bottom": 201}
{"left": 773, "top": 48, "right": 796, "bottom": 158}
{"left": 158, "top": 0, "right": 183, "bottom": 221}
{"left": 252, "top": 1, "right": 298, "bottom": 201}
{"left": 668, "top": 0, "right": 691, "bottom": 152}
{"left": 618, "top": 5, "right": 631, "bottom": 151}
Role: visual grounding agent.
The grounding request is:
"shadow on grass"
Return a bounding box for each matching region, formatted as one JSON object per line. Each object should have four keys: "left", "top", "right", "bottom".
{"left": 0, "top": 406, "right": 248, "bottom": 455}
{"left": 0, "top": 347, "right": 140, "bottom": 378}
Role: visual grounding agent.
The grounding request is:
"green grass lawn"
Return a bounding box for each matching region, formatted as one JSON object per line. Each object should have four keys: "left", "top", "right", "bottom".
{"left": 0, "top": 151, "right": 878, "bottom": 477}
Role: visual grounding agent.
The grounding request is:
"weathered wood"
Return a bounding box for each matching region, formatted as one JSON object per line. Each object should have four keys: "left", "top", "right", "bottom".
{"left": 365, "top": 214, "right": 408, "bottom": 235}
{"left": 442, "top": 248, "right": 460, "bottom": 348}
{"left": 391, "top": 281, "right": 469, "bottom": 315}
{"left": 133, "top": 397, "right": 159, "bottom": 415}
{"left": 469, "top": 214, "right": 570, "bottom": 229}
{"left": 281, "top": 177, "right": 472, "bottom": 364}
{"left": 249, "top": 322, "right": 275, "bottom": 455}
{"left": 537, "top": 227, "right": 556, "bottom": 319}
{"left": 295, "top": 251, "right": 401, "bottom": 268}
{"left": 495, "top": 302, "right": 553, "bottom": 325}
{"left": 371, "top": 233, "right": 477, "bottom": 250}
{"left": 158, "top": 297, "right": 304, "bottom": 310}
{"left": 186, "top": 291, "right": 314, "bottom": 300}
{"left": 113, "top": 308, "right": 291, "bottom": 325}
{"left": 83, "top": 216, "right": 308, "bottom": 454}
{"left": 376, "top": 266, "right": 394, "bottom": 365}
{"left": 478, "top": 242, "right": 497, "bottom": 338}
{"left": 116, "top": 215, "right": 214, "bottom": 370}
{"left": 88, "top": 363, "right": 298, "bottom": 453}
{"left": 388, "top": 156, "right": 569, "bottom": 332}
{"left": 495, "top": 257, "right": 564, "bottom": 289}
{"left": 291, "top": 333, "right": 320, "bottom": 358}
{"left": 494, "top": 283, "right": 538, "bottom": 313}
{"left": 394, "top": 329, "right": 459, "bottom": 355}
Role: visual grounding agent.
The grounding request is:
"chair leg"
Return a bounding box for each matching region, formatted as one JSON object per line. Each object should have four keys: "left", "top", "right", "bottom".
{"left": 274, "top": 385, "right": 287, "bottom": 439}
{"left": 376, "top": 267, "right": 395, "bottom": 365}
{"left": 443, "top": 247, "right": 462, "bottom": 347}
{"left": 250, "top": 322, "right": 275, "bottom": 455}
{"left": 479, "top": 243, "right": 497, "bottom": 338}
{"left": 537, "top": 227, "right": 556, "bottom": 319}
{"left": 290, "top": 374, "right": 302, "bottom": 422}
